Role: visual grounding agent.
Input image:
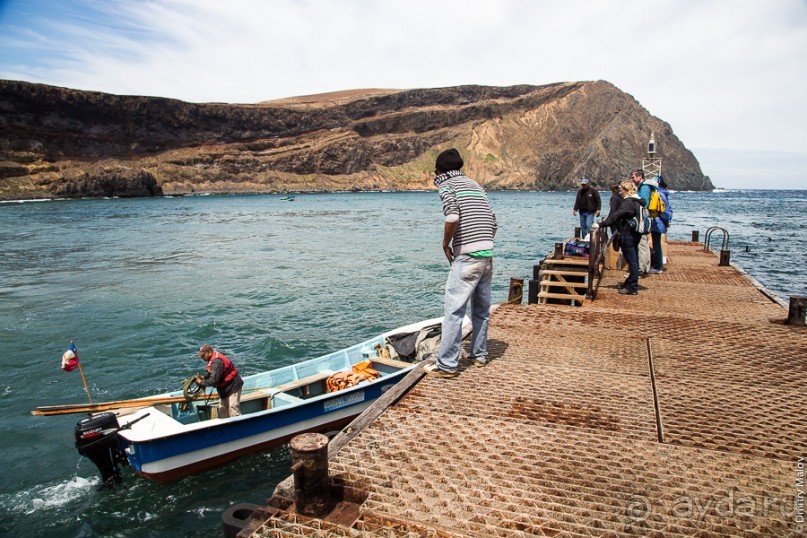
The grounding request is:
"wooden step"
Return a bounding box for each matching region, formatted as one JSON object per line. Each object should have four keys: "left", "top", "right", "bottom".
{"left": 540, "top": 269, "right": 589, "bottom": 277}
{"left": 542, "top": 257, "right": 590, "bottom": 266}
{"left": 540, "top": 281, "right": 589, "bottom": 289}
{"left": 538, "top": 292, "right": 586, "bottom": 303}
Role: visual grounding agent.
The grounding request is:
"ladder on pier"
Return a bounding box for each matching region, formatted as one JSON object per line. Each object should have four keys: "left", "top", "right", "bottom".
{"left": 537, "top": 256, "right": 590, "bottom": 305}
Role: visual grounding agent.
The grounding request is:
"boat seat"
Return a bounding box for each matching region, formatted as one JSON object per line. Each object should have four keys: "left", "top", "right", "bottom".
{"left": 196, "top": 373, "right": 333, "bottom": 411}
{"left": 192, "top": 389, "right": 272, "bottom": 414}
{"left": 274, "top": 371, "right": 333, "bottom": 396}
{"left": 370, "top": 356, "right": 414, "bottom": 370}
{"left": 271, "top": 392, "right": 303, "bottom": 407}
{"left": 240, "top": 389, "right": 273, "bottom": 403}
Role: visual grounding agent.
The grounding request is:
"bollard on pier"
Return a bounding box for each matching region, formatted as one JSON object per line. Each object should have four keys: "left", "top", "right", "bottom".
{"left": 290, "top": 433, "right": 331, "bottom": 517}
{"left": 786, "top": 296, "right": 806, "bottom": 326}
{"left": 508, "top": 277, "right": 524, "bottom": 304}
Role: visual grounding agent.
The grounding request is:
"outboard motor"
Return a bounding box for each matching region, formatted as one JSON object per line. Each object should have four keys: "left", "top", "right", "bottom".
{"left": 75, "top": 412, "right": 127, "bottom": 489}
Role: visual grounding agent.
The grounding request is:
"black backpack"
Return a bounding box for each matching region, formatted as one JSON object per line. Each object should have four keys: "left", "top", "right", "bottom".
{"left": 628, "top": 199, "right": 651, "bottom": 235}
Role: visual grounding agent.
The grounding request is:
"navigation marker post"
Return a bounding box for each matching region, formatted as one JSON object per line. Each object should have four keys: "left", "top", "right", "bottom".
{"left": 643, "top": 132, "right": 662, "bottom": 180}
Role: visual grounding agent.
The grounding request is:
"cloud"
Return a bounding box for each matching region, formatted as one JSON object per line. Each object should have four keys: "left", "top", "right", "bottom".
{"left": 1, "top": 0, "right": 806, "bottom": 188}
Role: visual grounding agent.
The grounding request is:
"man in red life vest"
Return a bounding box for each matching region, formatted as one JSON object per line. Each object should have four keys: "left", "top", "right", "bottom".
{"left": 195, "top": 344, "right": 244, "bottom": 418}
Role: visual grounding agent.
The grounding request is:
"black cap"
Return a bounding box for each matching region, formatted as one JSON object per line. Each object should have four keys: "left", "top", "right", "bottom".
{"left": 435, "top": 149, "right": 464, "bottom": 173}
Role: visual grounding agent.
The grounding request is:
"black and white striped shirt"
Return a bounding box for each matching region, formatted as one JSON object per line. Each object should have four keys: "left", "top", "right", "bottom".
{"left": 434, "top": 170, "right": 498, "bottom": 255}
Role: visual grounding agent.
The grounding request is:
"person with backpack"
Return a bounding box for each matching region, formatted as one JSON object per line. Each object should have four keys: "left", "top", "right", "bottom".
{"left": 631, "top": 169, "right": 659, "bottom": 277}
{"left": 591, "top": 179, "right": 643, "bottom": 295}
{"left": 649, "top": 176, "right": 673, "bottom": 274}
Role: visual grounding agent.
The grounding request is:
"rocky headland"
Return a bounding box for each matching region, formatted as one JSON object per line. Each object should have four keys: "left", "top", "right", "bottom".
{"left": 0, "top": 79, "right": 712, "bottom": 200}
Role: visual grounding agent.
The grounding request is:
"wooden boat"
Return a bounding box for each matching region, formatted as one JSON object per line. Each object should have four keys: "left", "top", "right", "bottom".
{"left": 280, "top": 195, "right": 295, "bottom": 201}
{"left": 36, "top": 317, "right": 459, "bottom": 485}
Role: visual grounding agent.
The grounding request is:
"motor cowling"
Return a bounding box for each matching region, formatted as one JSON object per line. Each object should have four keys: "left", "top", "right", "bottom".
{"left": 75, "top": 412, "right": 127, "bottom": 489}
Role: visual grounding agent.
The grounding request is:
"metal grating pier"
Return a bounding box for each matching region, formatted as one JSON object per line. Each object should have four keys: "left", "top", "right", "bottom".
{"left": 247, "top": 241, "right": 804, "bottom": 537}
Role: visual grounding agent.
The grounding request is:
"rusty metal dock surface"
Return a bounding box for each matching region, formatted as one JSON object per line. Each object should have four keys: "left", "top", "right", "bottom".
{"left": 248, "top": 241, "right": 805, "bottom": 537}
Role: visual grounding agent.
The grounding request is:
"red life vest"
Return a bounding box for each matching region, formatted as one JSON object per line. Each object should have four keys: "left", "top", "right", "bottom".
{"left": 206, "top": 351, "right": 238, "bottom": 388}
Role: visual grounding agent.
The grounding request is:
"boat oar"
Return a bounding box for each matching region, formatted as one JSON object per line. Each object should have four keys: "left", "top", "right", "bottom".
{"left": 32, "top": 385, "right": 268, "bottom": 416}
{"left": 32, "top": 373, "right": 348, "bottom": 416}
{"left": 32, "top": 395, "right": 196, "bottom": 416}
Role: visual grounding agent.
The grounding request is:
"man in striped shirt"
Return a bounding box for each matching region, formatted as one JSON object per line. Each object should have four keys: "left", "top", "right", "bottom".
{"left": 425, "top": 149, "right": 498, "bottom": 378}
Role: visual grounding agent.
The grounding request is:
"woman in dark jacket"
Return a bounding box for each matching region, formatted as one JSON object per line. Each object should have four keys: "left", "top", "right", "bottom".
{"left": 592, "top": 179, "right": 643, "bottom": 295}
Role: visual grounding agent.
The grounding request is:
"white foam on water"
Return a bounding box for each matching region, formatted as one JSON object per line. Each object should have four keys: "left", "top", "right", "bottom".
{"left": 109, "top": 510, "right": 157, "bottom": 522}
{"left": 192, "top": 506, "right": 215, "bottom": 518}
{"left": 2, "top": 475, "right": 100, "bottom": 515}
{"left": 0, "top": 199, "right": 52, "bottom": 204}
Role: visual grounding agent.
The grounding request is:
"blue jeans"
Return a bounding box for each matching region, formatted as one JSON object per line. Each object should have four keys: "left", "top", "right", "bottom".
{"left": 620, "top": 231, "right": 641, "bottom": 292}
{"left": 579, "top": 212, "right": 595, "bottom": 238}
{"left": 436, "top": 255, "right": 493, "bottom": 372}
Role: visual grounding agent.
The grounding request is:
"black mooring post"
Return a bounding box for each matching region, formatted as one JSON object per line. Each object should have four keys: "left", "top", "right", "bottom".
{"left": 528, "top": 279, "right": 540, "bottom": 304}
{"left": 719, "top": 249, "right": 731, "bottom": 266}
{"left": 786, "top": 296, "right": 807, "bottom": 326}
{"left": 533, "top": 263, "right": 542, "bottom": 280}
{"left": 290, "top": 433, "right": 331, "bottom": 517}
{"left": 692, "top": 230, "right": 700, "bottom": 243}
{"left": 553, "top": 242, "right": 564, "bottom": 259}
{"left": 574, "top": 226, "right": 581, "bottom": 239}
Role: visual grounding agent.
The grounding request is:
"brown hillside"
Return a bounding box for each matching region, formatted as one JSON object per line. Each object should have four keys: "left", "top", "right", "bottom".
{"left": 0, "top": 80, "right": 712, "bottom": 199}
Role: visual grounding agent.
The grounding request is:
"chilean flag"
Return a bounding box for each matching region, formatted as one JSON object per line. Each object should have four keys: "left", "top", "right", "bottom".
{"left": 61, "top": 342, "right": 79, "bottom": 372}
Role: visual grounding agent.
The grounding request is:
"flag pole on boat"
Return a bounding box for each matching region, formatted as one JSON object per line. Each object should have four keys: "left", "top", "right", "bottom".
{"left": 61, "top": 341, "right": 93, "bottom": 404}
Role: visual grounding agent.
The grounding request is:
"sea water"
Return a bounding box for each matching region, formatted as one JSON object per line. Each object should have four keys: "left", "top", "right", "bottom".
{"left": 1, "top": 190, "right": 805, "bottom": 537}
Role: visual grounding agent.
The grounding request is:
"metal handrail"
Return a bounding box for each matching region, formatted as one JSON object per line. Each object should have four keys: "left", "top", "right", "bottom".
{"left": 704, "top": 226, "right": 730, "bottom": 253}
{"left": 587, "top": 226, "right": 613, "bottom": 300}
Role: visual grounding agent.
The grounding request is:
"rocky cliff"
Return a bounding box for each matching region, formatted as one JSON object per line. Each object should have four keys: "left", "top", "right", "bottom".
{"left": 0, "top": 79, "right": 712, "bottom": 199}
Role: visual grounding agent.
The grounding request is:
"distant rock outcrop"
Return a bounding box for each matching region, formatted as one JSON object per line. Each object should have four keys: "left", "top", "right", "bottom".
{"left": 0, "top": 79, "right": 712, "bottom": 199}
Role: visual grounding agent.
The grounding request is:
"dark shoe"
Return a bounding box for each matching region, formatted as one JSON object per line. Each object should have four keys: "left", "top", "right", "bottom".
{"left": 424, "top": 363, "right": 458, "bottom": 378}
{"left": 618, "top": 288, "right": 638, "bottom": 295}
{"left": 638, "top": 272, "right": 648, "bottom": 279}
{"left": 617, "top": 282, "right": 626, "bottom": 290}
{"left": 470, "top": 357, "right": 487, "bottom": 367}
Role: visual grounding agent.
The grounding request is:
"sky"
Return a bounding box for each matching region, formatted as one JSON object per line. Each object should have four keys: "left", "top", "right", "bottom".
{"left": 1, "top": 0, "right": 805, "bottom": 189}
